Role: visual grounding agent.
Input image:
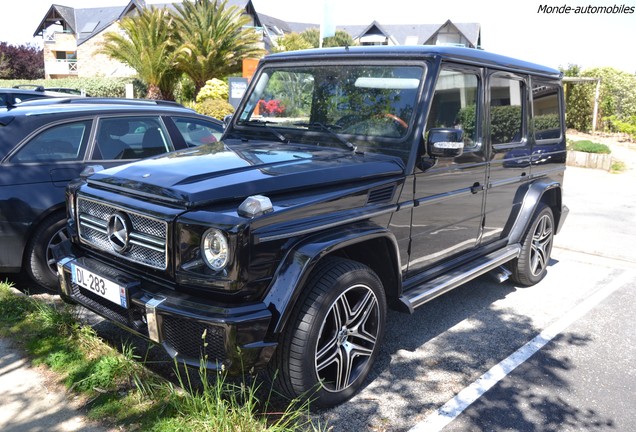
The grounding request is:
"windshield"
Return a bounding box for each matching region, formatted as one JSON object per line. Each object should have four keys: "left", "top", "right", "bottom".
{"left": 234, "top": 63, "right": 425, "bottom": 160}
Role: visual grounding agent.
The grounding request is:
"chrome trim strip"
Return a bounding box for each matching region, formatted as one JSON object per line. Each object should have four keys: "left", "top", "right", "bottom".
{"left": 129, "top": 239, "right": 165, "bottom": 252}
{"left": 79, "top": 214, "right": 107, "bottom": 232}
{"left": 145, "top": 297, "right": 166, "bottom": 343}
{"left": 130, "top": 232, "right": 166, "bottom": 248}
{"left": 57, "top": 257, "right": 74, "bottom": 297}
{"left": 255, "top": 206, "right": 397, "bottom": 243}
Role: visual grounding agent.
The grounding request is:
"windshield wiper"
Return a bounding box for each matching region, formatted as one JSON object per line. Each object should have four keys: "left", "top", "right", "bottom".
{"left": 293, "top": 122, "right": 357, "bottom": 152}
{"left": 240, "top": 120, "right": 288, "bottom": 143}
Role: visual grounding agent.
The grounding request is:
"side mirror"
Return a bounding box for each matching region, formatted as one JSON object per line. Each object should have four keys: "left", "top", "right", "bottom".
{"left": 426, "top": 128, "right": 465, "bottom": 158}
{"left": 223, "top": 114, "right": 233, "bottom": 128}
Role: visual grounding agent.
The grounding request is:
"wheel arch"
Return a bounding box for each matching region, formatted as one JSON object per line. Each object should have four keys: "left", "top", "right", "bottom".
{"left": 21, "top": 204, "right": 67, "bottom": 263}
{"left": 263, "top": 222, "right": 401, "bottom": 335}
{"left": 507, "top": 179, "right": 564, "bottom": 245}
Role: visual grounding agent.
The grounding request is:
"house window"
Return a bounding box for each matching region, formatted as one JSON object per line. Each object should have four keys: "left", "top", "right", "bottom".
{"left": 55, "top": 51, "right": 77, "bottom": 62}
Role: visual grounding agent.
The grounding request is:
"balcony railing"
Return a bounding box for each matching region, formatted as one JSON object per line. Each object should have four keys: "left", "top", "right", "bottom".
{"left": 45, "top": 60, "right": 78, "bottom": 75}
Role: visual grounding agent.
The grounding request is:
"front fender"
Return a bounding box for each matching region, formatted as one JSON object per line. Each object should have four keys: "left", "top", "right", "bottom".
{"left": 263, "top": 222, "right": 400, "bottom": 334}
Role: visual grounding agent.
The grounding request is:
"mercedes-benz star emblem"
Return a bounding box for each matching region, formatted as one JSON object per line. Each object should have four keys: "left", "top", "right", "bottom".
{"left": 107, "top": 212, "right": 131, "bottom": 253}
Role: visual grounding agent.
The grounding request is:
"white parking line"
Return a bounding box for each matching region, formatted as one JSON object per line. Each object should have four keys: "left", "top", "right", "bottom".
{"left": 409, "top": 270, "right": 636, "bottom": 432}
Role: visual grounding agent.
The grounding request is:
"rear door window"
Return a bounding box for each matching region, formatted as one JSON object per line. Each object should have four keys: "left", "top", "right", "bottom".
{"left": 489, "top": 73, "right": 525, "bottom": 145}
{"left": 93, "top": 116, "right": 174, "bottom": 160}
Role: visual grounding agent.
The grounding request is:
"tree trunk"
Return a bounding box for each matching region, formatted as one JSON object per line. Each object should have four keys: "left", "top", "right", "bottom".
{"left": 146, "top": 84, "right": 164, "bottom": 100}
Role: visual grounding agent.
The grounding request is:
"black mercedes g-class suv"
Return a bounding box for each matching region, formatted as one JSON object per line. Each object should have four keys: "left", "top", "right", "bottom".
{"left": 56, "top": 46, "right": 568, "bottom": 407}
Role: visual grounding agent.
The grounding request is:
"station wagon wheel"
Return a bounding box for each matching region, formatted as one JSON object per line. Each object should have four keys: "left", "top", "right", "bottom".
{"left": 272, "top": 257, "right": 386, "bottom": 408}
{"left": 509, "top": 204, "right": 554, "bottom": 286}
{"left": 26, "top": 212, "right": 67, "bottom": 291}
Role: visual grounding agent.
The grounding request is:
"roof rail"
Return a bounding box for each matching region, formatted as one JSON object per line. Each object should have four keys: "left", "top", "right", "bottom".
{"left": 16, "top": 97, "right": 187, "bottom": 108}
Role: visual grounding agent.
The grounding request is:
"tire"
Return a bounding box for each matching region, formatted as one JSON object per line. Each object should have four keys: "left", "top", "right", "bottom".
{"left": 509, "top": 204, "right": 554, "bottom": 286}
{"left": 26, "top": 212, "right": 68, "bottom": 291}
{"left": 272, "top": 257, "right": 387, "bottom": 408}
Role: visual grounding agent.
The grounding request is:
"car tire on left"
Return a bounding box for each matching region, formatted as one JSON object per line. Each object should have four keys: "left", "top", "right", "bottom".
{"left": 26, "top": 212, "right": 68, "bottom": 291}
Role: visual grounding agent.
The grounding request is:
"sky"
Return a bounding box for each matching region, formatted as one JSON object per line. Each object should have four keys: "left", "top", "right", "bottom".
{"left": 2, "top": 0, "right": 635, "bottom": 74}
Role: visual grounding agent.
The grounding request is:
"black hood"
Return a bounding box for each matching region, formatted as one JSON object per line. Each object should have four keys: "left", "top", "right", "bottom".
{"left": 88, "top": 141, "right": 405, "bottom": 207}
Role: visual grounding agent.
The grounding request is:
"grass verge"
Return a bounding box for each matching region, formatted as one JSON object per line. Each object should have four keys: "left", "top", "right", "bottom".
{"left": 610, "top": 160, "right": 627, "bottom": 173}
{"left": 0, "top": 280, "right": 322, "bottom": 431}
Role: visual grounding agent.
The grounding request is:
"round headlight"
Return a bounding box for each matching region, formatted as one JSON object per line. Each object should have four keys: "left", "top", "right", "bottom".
{"left": 201, "top": 229, "right": 229, "bottom": 271}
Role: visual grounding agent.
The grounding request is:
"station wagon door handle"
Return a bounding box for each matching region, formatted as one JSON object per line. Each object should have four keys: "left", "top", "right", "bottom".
{"left": 470, "top": 182, "right": 484, "bottom": 194}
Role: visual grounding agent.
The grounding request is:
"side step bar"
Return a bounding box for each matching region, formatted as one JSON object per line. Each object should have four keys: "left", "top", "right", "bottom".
{"left": 399, "top": 244, "right": 521, "bottom": 313}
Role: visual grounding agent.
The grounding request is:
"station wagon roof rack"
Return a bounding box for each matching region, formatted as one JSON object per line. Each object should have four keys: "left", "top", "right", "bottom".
{"left": 16, "top": 97, "right": 185, "bottom": 108}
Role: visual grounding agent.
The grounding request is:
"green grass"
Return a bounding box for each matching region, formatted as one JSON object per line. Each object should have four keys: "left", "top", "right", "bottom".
{"left": 0, "top": 280, "right": 322, "bottom": 431}
{"left": 568, "top": 140, "right": 611, "bottom": 154}
{"left": 610, "top": 160, "right": 627, "bottom": 173}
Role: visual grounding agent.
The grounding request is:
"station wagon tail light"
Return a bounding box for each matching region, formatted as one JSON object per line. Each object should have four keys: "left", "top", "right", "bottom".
{"left": 238, "top": 195, "right": 273, "bottom": 218}
{"left": 201, "top": 229, "right": 229, "bottom": 271}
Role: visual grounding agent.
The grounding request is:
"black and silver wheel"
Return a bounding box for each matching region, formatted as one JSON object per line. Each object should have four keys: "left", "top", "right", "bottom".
{"left": 273, "top": 257, "right": 386, "bottom": 408}
{"left": 510, "top": 204, "right": 554, "bottom": 286}
{"left": 26, "top": 212, "right": 68, "bottom": 291}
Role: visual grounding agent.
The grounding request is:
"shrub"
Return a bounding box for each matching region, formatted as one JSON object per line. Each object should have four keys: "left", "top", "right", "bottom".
{"left": 569, "top": 140, "right": 611, "bottom": 154}
{"left": 604, "top": 115, "right": 636, "bottom": 139}
{"left": 194, "top": 99, "right": 234, "bottom": 120}
{"left": 0, "top": 77, "right": 147, "bottom": 98}
{"left": 196, "top": 78, "right": 229, "bottom": 103}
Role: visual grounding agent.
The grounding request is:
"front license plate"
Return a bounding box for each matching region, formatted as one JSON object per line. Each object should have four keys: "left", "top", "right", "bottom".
{"left": 71, "top": 263, "right": 128, "bottom": 308}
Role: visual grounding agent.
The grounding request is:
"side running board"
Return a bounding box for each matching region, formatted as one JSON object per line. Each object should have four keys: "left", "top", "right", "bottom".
{"left": 399, "top": 244, "right": 521, "bottom": 313}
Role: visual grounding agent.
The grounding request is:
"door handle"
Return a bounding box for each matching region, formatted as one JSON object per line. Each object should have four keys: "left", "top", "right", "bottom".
{"left": 470, "top": 182, "right": 484, "bottom": 194}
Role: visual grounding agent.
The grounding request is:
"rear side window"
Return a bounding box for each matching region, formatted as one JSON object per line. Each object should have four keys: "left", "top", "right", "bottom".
{"left": 490, "top": 74, "right": 524, "bottom": 145}
{"left": 93, "top": 116, "right": 173, "bottom": 160}
{"left": 172, "top": 117, "right": 224, "bottom": 147}
{"left": 532, "top": 82, "right": 562, "bottom": 142}
{"left": 10, "top": 120, "right": 91, "bottom": 163}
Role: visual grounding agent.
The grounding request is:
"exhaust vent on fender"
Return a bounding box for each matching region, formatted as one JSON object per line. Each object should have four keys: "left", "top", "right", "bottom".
{"left": 367, "top": 185, "right": 396, "bottom": 204}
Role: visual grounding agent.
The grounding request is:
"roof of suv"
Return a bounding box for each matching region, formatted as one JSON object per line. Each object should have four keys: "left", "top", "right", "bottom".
{"left": 265, "top": 45, "right": 562, "bottom": 79}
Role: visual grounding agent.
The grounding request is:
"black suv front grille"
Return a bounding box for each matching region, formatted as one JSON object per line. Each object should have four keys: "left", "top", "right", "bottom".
{"left": 77, "top": 197, "right": 167, "bottom": 270}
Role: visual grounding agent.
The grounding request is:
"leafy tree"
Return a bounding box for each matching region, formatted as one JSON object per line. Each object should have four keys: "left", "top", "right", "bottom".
{"left": 100, "top": 7, "right": 179, "bottom": 99}
{"left": 273, "top": 32, "right": 313, "bottom": 52}
{"left": 173, "top": 0, "right": 264, "bottom": 94}
{"left": 300, "top": 28, "right": 355, "bottom": 48}
{"left": 0, "top": 42, "right": 44, "bottom": 79}
{"left": 562, "top": 64, "right": 636, "bottom": 132}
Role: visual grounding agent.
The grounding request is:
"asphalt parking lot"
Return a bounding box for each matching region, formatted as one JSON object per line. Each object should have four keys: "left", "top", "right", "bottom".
{"left": 2, "top": 139, "right": 635, "bottom": 432}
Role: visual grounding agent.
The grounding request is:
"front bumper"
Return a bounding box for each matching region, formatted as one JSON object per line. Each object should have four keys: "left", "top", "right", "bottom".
{"left": 57, "top": 254, "right": 276, "bottom": 374}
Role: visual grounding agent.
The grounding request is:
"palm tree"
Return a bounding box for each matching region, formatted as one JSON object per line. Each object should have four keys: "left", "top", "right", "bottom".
{"left": 101, "top": 7, "right": 179, "bottom": 99}
{"left": 173, "top": 0, "right": 264, "bottom": 95}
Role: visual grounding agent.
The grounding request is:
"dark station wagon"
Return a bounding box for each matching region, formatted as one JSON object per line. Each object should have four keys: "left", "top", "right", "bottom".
{"left": 0, "top": 98, "right": 223, "bottom": 289}
{"left": 55, "top": 46, "right": 568, "bottom": 407}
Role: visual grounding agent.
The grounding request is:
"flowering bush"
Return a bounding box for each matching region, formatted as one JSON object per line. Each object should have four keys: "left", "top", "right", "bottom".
{"left": 196, "top": 78, "right": 229, "bottom": 102}
{"left": 258, "top": 99, "right": 286, "bottom": 116}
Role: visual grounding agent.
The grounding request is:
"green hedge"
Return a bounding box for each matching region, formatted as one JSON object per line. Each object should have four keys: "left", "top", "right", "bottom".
{"left": 569, "top": 140, "right": 611, "bottom": 154}
{"left": 0, "top": 77, "right": 147, "bottom": 98}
